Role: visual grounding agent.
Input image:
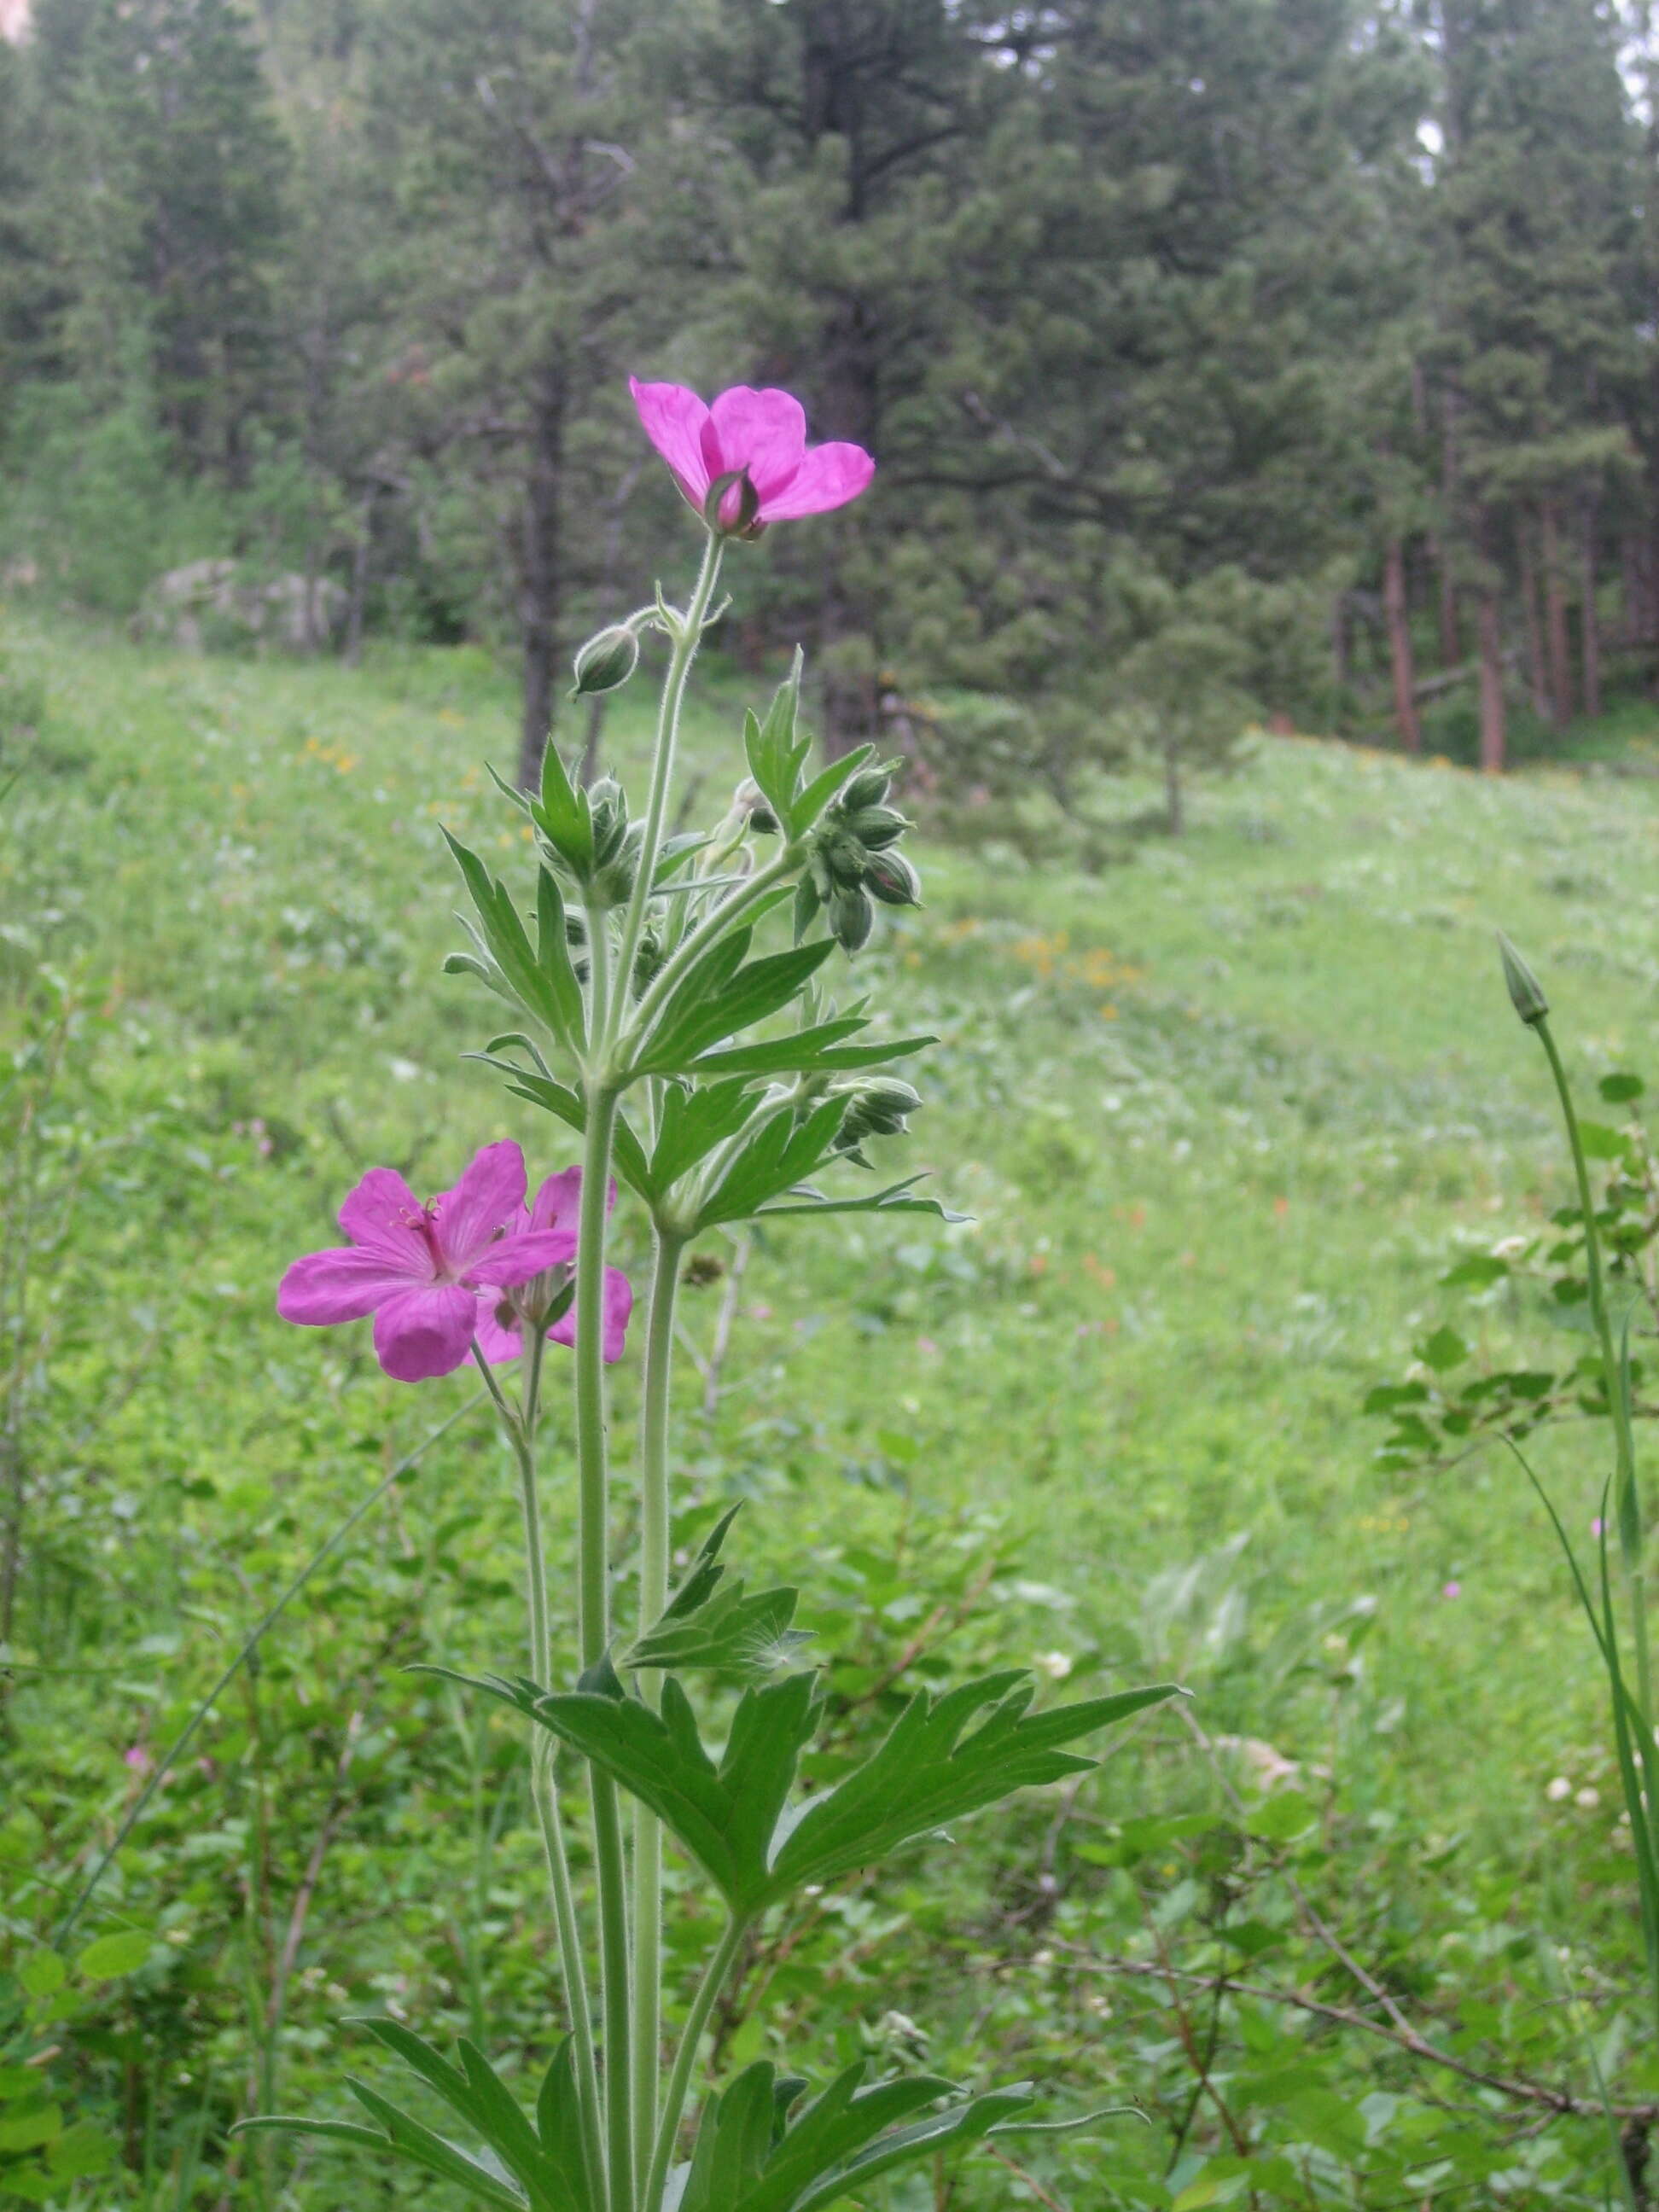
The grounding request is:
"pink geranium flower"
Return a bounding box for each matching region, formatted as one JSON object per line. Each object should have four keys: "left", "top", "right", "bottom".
{"left": 276, "top": 1142, "right": 589, "bottom": 1383}
{"left": 474, "top": 1167, "right": 633, "bottom": 1367}
{"left": 629, "top": 379, "right": 874, "bottom": 532}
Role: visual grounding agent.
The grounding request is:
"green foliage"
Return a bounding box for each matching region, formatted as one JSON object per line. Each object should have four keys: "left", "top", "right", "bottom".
{"left": 13, "top": 616, "right": 1659, "bottom": 2204}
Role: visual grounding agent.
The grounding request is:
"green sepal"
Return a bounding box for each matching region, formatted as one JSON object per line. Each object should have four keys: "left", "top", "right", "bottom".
{"left": 627, "top": 1507, "right": 809, "bottom": 1678}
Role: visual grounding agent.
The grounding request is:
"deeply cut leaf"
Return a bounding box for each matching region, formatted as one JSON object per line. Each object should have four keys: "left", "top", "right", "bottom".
{"left": 671, "top": 2062, "right": 1058, "bottom": 2212}
{"left": 627, "top": 1506, "right": 809, "bottom": 1678}
{"left": 455, "top": 1664, "right": 1179, "bottom": 1915}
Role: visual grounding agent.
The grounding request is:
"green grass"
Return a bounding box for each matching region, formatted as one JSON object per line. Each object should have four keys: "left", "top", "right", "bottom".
{"left": 3, "top": 603, "right": 1656, "bottom": 2205}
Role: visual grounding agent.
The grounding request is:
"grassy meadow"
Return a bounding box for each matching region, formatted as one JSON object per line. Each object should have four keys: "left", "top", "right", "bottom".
{"left": 5, "top": 602, "right": 1659, "bottom": 2206}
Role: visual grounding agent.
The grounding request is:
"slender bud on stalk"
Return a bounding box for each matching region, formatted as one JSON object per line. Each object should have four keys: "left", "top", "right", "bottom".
{"left": 1498, "top": 932, "right": 1549, "bottom": 1027}
{"left": 572, "top": 624, "right": 640, "bottom": 698}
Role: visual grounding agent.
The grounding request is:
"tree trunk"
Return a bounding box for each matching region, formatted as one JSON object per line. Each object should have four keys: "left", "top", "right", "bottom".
{"left": 1382, "top": 540, "right": 1421, "bottom": 753}
{"left": 1477, "top": 589, "right": 1506, "bottom": 773}
{"left": 1431, "top": 533, "right": 1460, "bottom": 668}
{"left": 1438, "top": 388, "right": 1462, "bottom": 667}
{"left": 1541, "top": 499, "right": 1572, "bottom": 727}
{"left": 1621, "top": 530, "right": 1645, "bottom": 645}
{"left": 1519, "top": 519, "right": 1551, "bottom": 719}
{"left": 345, "top": 491, "right": 374, "bottom": 670}
{"left": 517, "top": 367, "right": 565, "bottom": 792}
{"left": 1163, "top": 736, "right": 1184, "bottom": 834}
{"left": 1331, "top": 591, "right": 1353, "bottom": 692}
{"left": 1582, "top": 503, "right": 1602, "bottom": 719}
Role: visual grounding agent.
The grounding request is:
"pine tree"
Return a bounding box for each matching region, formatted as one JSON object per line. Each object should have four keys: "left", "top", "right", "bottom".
{"left": 357, "top": 0, "right": 693, "bottom": 782}
{"left": 26, "top": 0, "right": 290, "bottom": 478}
{"left": 1427, "top": 0, "right": 1637, "bottom": 766}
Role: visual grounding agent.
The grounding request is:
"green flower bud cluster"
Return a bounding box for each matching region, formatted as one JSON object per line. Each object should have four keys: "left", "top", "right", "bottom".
{"left": 831, "top": 1076, "right": 923, "bottom": 1167}
{"left": 796, "top": 760, "right": 920, "bottom": 952}
{"left": 538, "top": 772, "right": 638, "bottom": 911}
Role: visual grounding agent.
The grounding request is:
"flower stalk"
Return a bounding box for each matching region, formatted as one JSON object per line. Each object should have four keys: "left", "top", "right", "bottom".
{"left": 1531, "top": 1007, "right": 1653, "bottom": 1723}
{"left": 631, "top": 1227, "right": 685, "bottom": 2182}
{"left": 609, "top": 533, "right": 724, "bottom": 1046}
{"left": 251, "top": 380, "right": 1155, "bottom": 2212}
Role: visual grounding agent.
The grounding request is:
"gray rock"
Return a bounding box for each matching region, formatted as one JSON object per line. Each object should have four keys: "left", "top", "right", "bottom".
{"left": 135, "top": 560, "right": 346, "bottom": 655}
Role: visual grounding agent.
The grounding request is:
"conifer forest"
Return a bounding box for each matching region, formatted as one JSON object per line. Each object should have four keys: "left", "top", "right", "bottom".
{"left": 14, "top": 5, "right": 1659, "bottom": 2209}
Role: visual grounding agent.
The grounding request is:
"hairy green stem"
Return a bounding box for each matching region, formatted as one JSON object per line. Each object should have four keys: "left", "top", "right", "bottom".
{"left": 1535, "top": 1015, "right": 1653, "bottom": 1724}
{"left": 626, "top": 847, "right": 795, "bottom": 1057}
{"left": 573, "top": 1080, "right": 635, "bottom": 2209}
{"left": 473, "top": 1338, "right": 609, "bottom": 2209}
{"left": 610, "top": 533, "right": 725, "bottom": 1041}
{"left": 630, "top": 1229, "right": 684, "bottom": 2184}
{"left": 642, "top": 1916, "right": 748, "bottom": 2212}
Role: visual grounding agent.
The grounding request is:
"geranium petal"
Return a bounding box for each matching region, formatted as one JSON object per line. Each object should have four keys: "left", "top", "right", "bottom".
{"left": 527, "top": 1166, "right": 585, "bottom": 1236}
{"left": 276, "top": 1246, "right": 421, "bottom": 1325}
{"left": 707, "top": 387, "right": 807, "bottom": 501}
{"left": 630, "top": 378, "right": 713, "bottom": 503}
{"left": 337, "top": 1167, "right": 429, "bottom": 1269}
{"left": 548, "top": 1266, "right": 634, "bottom": 1365}
{"left": 372, "top": 1285, "right": 480, "bottom": 1382}
{"left": 430, "top": 1141, "right": 527, "bottom": 1272}
{"left": 527, "top": 1167, "right": 615, "bottom": 1235}
{"left": 469, "top": 1227, "right": 578, "bottom": 1287}
{"left": 759, "top": 440, "right": 875, "bottom": 521}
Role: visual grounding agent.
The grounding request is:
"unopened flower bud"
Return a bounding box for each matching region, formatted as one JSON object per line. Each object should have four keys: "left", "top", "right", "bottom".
{"left": 1498, "top": 932, "right": 1549, "bottom": 1027}
{"left": 703, "top": 468, "right": 764, "bottom": 539}
{"left": 835, "top": 1077, "right": 923, "bottom": 1152}
{"left": 841, "top": 762, "right": 896, "bottom": 812}
{"left": 498, "top": 1267, "right": 576, "bottom": 1336}
{"left": 864, "top": 850, "right": 922, "bottom": 907}
{"left": 829, "top": 883, "right": 874, "bottom": 952}
{"left": 844, "top": 804, "right": 907, "bottom": 852}
{"left": 822, "top": 829, "right": 870, "bottom": 886}
{"left": 734, "top": 778, "right": 779, "bottom": 834}
{"left": 572, "top": 625, "right": 639, "bottom": 697}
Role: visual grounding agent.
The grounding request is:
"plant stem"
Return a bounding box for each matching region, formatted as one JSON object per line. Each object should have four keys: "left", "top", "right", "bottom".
{"left": 642, "top": 1916, "right": 748, "bottom": 2212}
{"left": 630, "top": 1229, "right": 684, "bottom": 2184}
{"left": 610, "top": 533, "right": 724, "bottom": 1041}
{"left": 1535, "top": 1014, "right": 1653, "bottom": 1721}
{"left": 626, "top": 848, "right": 794, "bottom": 1057}
{"left": 573, "top": 1080, "right": 635, "bottom": 2209}
{"left": 476, "top": 1336, "right": 609, "bottom": 2209}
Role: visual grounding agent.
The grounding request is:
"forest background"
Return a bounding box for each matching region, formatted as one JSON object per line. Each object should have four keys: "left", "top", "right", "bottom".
{"left": 15, "top": 3, "right": 1659, "bottom": 2210}
{"left": 6, "top": 0, "right": 1659, "bottom": 811}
